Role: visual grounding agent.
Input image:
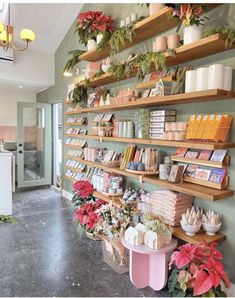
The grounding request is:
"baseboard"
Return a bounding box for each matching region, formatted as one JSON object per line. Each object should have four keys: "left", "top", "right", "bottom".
{"left": 62, "top": 189, "right": 73, "bottom": 201}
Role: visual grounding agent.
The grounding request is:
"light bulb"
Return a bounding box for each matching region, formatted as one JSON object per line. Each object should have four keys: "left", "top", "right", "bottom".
{"left": 0, "top": 22, "right": 4, "bottom": 33}
{"left": 0, "top": 30, "right": 11, "bottom": 42}
{"left": 20, "top": 29, "right": 35, "bottom": 42}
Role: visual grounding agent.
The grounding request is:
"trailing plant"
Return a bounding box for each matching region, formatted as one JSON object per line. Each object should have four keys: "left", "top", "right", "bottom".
{"left": 168, "top": 242, "right": 230, "bottom": 297}
{"left": 109, "top": 25, "right": 135, "bottom": 55}
{"left": 0, "top": 215, "right": 16, "bottom": 224}
{"left": 204, "top": 25, "right": 235, "bottom": 48}
{"left": 93, "top": 70, "right": 105, "bottom": 79}
{"left": 63, "top": 49, "right": 85, "bottom": 73}
{"left": 108, "top": 63, "right": 127, "bottom": 79}
{"left": 68, "top": 84, "right": 91, "bottom": 107}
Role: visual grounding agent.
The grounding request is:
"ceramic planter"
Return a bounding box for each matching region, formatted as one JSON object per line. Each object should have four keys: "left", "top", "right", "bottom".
{"left": 183, "top": 24, "right": 203, "bottom": 45}
{"left": 223, "top": 66, "right": 233, "bottom": 91}
{"left": 196, "top": 67, "right": 209, "bottom": 91}
{"left": 155, "top": 36, "right": 167, "bottom": 52}
{"left": 208, "top": 64, "right": 224, "bottom": 89}
{"left": 96, "top": 33, "right": 103, "bottom": 45}
{"left": 185, "top": 69, "right": 197, "bottom": 93}
{"left": 167, "top": 34, "right": 180, "bottom": 49}
{"left": 149, "top": 3, "right": 165, "bottom": 16}
{"left": 87, "top": 39, "right": 97, "bottom": 51}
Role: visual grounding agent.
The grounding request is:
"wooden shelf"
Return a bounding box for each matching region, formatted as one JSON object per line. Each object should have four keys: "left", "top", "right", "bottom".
{"left": 64, "top": 155, "right": 234, "bottom": 201}
{"left": 171, "top": 155, "right": 230, "bottom": 168}
{"left": 144, "top": 176, "right": 234, "bottom": 201}
{"left": 64, "top": 175, "right": 76, "bottom": 182}
{"left": 93, "top": 190, "right": 123, "bottom": 208}
{"left": 75, "top": 134, "right": 235, "bottom": 150}
{"left": 64, "top": 134, "right": 87, "bottom": 138}
{"left": 79, "top": 7, "right": 178, "bottom": 62}
{"left": 183, "top": 176, "right": 229, "bottom": 190}
{"left": 64, "top": 165, "right": 85, "bottom": 173}
{"left": 64, "top": 144, "right": 85, "bottom": 149}
{"left": 78, "top": 34, "right": 235, "bottom": 88}
{"left": 173, "top": 226, "right": 226, "bottom": 245}
{"left": 64, "top": 123, "right": 87, "bottom": 126}
{"left": 63, "top": 89, "right": 235, "bottom": 113}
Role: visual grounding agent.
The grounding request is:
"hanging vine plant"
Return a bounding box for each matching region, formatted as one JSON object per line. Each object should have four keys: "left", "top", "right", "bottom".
{"left": 203, "top": 25, "right": 235, "bottom": 48}
{"left": 63, "top": 49, "right": 85, "bottom": 73}
{"left": 109, "top": 25, "right": 135, "bottom": 55}
{"left": 68, "top": 85, "right": 91, "bottom": 107}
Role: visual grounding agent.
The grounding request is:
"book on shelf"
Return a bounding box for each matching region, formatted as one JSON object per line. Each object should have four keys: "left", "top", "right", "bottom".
{"left": 198, "top": 150, "right": 213, "bottom": 160}
{"left": 175, "top": 147, "right": 188, "bottom": 157}
{"left": 185, "top": 151, "right": 199, "bottom": 159}
{"left": 209, "top": 168, "right": 227, "bottom": 184}
{"left": 194, "top": 168, "right": 211, "bottom": 181}
{"left": 168, "top": 165, "right": 184, "bottom": 183}
{"left": 210, "top": 149, "right": 227, "bottom": 162}
{"left": 185, "top": 165, "right": 199, "bottom": 178}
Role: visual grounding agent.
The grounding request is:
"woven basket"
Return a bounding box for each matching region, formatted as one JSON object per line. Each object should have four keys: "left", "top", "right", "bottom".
{"left": 85, "top": 231, "right": 101, "bottom": 241}
{"left": 101, "top": 237, "right": 129, "bottom": 274}
{"left": 101, "top": 160, "right": 120, "bottom": 168}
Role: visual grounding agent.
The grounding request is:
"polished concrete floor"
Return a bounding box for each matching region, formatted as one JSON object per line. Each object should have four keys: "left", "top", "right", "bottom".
{"left": 0, "top": 187, "right": 170, "bottom": 297}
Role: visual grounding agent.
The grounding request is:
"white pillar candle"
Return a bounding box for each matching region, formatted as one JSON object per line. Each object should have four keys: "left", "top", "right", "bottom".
{"left": 125, "top": 17, "right": 131, "bottom": 26}
{"left": 196, "top": 67, "right": 208, "bottom": 91}
{"left": 131, "top": 13, "right": 137, "bottom": 22}
{"left": 185, "top": 70, "right": 197, "bottom": 93}
{"left": 120, "top": 20, "right": 125, "bottom": 27}
{"left": 223, "top": 66, "right": 233, "bottom": 91}
{"left": 208, "top": 64, "right": 224, "bottom": 89}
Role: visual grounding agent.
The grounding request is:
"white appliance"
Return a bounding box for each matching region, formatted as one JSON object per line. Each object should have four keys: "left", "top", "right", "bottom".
{"left": 0, "top": 47, "right": 14, "bottom": 64}
{"left": 0, "top": 152, "right": 13, "bottom": 215}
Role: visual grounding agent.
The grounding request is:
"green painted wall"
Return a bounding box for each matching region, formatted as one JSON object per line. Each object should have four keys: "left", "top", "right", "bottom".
{"left": 37, "top": 4, "right": 235, "bottom": 282}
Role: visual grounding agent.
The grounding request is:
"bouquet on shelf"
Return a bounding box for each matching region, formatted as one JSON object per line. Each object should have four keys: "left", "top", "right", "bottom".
{"left": 95, "top": 203, "right": 132, "bottom": 239}
{"left": 168, "top": 242, "right": 231, "bottom": 297}
{"left": 72, "top": 180, "right": 95, "bottom": 207}
{"left": 74, "top": 199, "right": 104, "bottom": 233}
{"left": 76, "top": 10, "right": 114, "bottom": 45}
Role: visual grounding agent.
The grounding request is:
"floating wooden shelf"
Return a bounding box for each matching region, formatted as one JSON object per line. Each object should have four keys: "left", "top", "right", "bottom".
{"left": 64, "top": 144, "right": 85, "bottom": 149}
{"left": 144, "top": 176, "right": 233, "bottom": 201}
{"left": 183, "top": 176, "right": 229, "bottom": 190}
{"left": 78, "top": 34, "right": 235, "bottom": 88}
{"left": 64, "top": 155, "right": 234, "bottom": 201}
{"left": 79, "top": 7, "right": 178, "bottom": 62}
{"left": 171, "top": 155, "right": 230, "bottom": 168}
{"left": 93, "top": 190, "right": 123, "bottom": 208}
{"left": 74, "top": 134, "right": 235, "bottom": 150}
{"left": 64, "top": 165, "right": 85, "bottom": 173}
{"left": 64, "top": 134, "right": 87, "bottom": 138}
{"left": 173, "top": 227, "right": 226, "bottom": 245}
{"left": 63, "top": 89, "right": 235, "bottom": 113}
{"left": 64, "top": 123, "right": 87, "bottom": 126}
{"left": 64, "top": 175, "right": 76, "bottom": 182}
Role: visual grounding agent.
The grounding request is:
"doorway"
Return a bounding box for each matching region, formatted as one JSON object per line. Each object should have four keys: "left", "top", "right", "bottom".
{"left": 52, "top": 103, "right": 62, "bottom": 189}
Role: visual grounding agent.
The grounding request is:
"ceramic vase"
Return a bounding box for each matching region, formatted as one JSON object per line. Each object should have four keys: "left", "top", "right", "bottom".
{"left": 183, "top": 24, "right": 203, "bottom": 45}
{"left": 196, "top": 67, "right": 208, "bottom": 91}
{"left": 167, "top": 34, "right": 180, "bottom": 49}
{"left": 87, "top": 39, "right": 97, "bottom": 51}
{"left": 149, "top": 3, "right": 165, "bottom": 16}
{"left": 155, "top": 36, "right": 167, "bottom": 52}
{"left": 185, "top": 69, "right": 197, "bottom": 93}
{"left": 208, "top": 64, "right": 224, "bottom": 89}
{"left": 96, "top": 33, "right": 103, "bottom": 45}
{"left": 223, "top": 66, "right": 233, "bottom": 91}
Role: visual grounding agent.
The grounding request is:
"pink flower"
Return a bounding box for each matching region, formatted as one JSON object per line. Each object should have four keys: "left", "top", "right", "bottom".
{"left": 73, "top": 180, "right": 94, "bottom": 198}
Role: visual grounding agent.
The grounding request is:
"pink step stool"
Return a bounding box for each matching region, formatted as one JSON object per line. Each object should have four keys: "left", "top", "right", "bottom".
{"left": 122, "top": 238, "right": 177, "bottom": 291}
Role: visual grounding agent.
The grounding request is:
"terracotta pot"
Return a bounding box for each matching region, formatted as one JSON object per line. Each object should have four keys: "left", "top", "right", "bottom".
{"left": 155, "top": 36, "right": 167, "bottom": 52}
{"left": 167, "top": 34, "right": 180, "bottom": 49}
{"left": 149, "top": 3, "right": 165, "bottom": 16}
{"left": 183, "top": 24, "right": 203, "bottom": 45}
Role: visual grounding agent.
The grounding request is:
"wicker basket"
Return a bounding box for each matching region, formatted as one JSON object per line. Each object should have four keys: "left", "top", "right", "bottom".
{"left": 101, "top": 160, "right": 120, "bottom": 168}
{"left": 85, "top": 231, "right": 101, "bottom": 241}
{"left": 101, "top": 237, "right": 129, "bottom": 274}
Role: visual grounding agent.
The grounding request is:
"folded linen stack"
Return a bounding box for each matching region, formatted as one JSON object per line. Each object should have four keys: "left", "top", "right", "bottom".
{"left": 149, "top": 190, "right": 193, "bottom": 226}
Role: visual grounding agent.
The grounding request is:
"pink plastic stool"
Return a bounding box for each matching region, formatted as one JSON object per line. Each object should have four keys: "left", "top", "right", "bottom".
{"left": 122, "top": 238, "right": 177, "bottom": 291}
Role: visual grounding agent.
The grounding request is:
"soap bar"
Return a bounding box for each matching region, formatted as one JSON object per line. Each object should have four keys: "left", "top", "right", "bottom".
{"left": 150, "top": 110, "right": 177, "bottom": 116}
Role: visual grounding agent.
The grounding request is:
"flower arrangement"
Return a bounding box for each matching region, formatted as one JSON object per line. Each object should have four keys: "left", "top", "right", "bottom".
{"left": 72, "top": 180, "right": 95, "bottom": 208}
{"left": 168, "top": 242, "right": 230, "bottom": 297}
{"left": 75, "top": 11, "right": 114, "bottom": 45}
{"left": 95, "top": 203, "right": 132, "bottom": 238}
{"left": 74, "top": 199, "right": 104, "bottom": 233}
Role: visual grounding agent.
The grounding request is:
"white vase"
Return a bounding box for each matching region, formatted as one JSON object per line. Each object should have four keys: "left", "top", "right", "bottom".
{"left": 208, "top": 64, "right": 224, "bottom": 89}
{"left": 183, "top": 24, "right": 203, "bottom": 45}
{"left": 149, "top": 3, "right": 165, "bottom": 16}
{"left": 185, "top": 69, "right": 197, "bottom": 93}
{"left": 223, "top": 66, "right": 233, "bottom": 91}
{"left": 87, "top": 39, "right": 97, "bottom": 51}
{"left": 196, "top": 67, "right": 208, "bottom": 91}
{"left": 96, "top": 34, "right": 103, "bottom": 45}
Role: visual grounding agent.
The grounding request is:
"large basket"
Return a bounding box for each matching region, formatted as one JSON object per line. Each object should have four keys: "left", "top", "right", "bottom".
{"left": 101, "top": 237, "right": 129, "bottom": 274}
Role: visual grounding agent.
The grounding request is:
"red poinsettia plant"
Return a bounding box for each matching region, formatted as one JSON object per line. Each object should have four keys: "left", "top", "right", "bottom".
{"left": 75, "top": 10, "right": 114, "bottom": 45}
{"left": 168, "top": 241, "right": 230, "bottom": 297}
{"left": 72, "top": 180, "right": 95, "bottom": 208}
{"left": 74, "top": 199, "right": 104, "bottom": 232}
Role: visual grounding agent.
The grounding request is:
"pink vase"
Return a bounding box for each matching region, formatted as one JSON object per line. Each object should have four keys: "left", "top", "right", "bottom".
{"left": 149, "top": 3, "right": 165, "bottom": 16}
{"left": 155, "top": 36, "right": 167, "bottom": 52}
{"left": 167, "top": 34, "right": 180, "bottom": 49}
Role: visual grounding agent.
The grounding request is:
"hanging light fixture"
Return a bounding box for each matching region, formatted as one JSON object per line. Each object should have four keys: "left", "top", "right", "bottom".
{"left": 0, "top": 4, "right": 35, "bottom": 51}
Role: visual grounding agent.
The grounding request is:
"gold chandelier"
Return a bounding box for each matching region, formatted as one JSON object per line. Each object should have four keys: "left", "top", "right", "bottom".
{"left": 0, "top": 4, "right": 35, "bottom": 51}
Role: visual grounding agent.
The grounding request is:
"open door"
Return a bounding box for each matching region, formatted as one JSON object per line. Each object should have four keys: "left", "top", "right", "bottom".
{"left": 17, "top": 102, "right": 51, "bottom": 188}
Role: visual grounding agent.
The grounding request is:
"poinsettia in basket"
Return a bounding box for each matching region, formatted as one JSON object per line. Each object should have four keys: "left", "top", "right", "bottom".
{"left": 72, "top": 180, "right": 95, "bottom": 208}
{"left": 168, "top": 241, "right": 231, "bottom": 297}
